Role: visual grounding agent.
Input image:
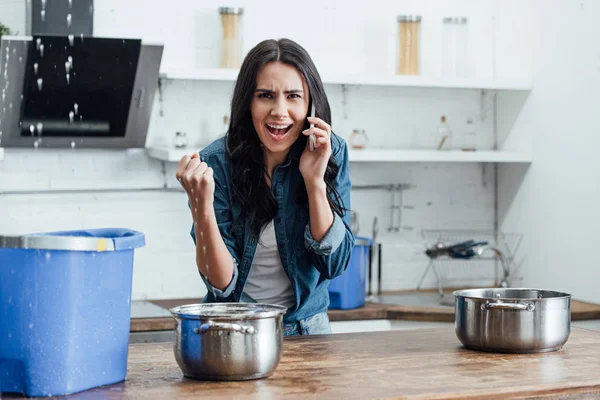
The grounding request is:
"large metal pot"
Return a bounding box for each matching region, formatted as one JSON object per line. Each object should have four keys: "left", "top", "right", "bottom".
{"left": 453, "top": 288, "right": 571, "bottom": 353}
{"left": 169, "top": 303, "right": 287, "bottom": 381}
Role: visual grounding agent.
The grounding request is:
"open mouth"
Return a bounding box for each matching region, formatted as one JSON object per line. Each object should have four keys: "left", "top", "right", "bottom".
{"left": 265, "top": 123, "right": 293, "bottom": 141}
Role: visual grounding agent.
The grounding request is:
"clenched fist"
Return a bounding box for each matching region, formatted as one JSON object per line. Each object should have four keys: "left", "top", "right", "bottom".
{"left": 176, "top": 153, "right": 215, "bottom": 219}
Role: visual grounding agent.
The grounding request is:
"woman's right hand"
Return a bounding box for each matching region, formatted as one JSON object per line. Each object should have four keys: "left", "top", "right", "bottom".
{"left": 176, "top": 153, "right": 215, "bottom": 219}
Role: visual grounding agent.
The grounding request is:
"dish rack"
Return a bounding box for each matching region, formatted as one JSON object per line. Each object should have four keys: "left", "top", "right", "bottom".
{"left": 417, "top": 229, "right": 523, "bottom": 298}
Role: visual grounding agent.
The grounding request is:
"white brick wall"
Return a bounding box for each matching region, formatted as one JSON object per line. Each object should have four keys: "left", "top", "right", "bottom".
{"left": 0, "top": 0, "right": 534, "bottom": 300}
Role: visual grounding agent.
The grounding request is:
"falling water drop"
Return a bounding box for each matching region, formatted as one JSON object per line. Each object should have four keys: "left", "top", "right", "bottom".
{"left": 30, "top": 125, "right": 35, "bottom": 136}
{"left": 1, "top": 92, "right": 5, "bottom": 103}
{"left": 33, "top": 62, "right": 38, "bottom": 75}
{"left": 39, "top": 44, "right": 44, "bottom": 57}
{"left": 34, "top": 140, "right": 39, "bottom": 149}
{"left": 89, "top": 4, "right": 94, "bottom": 13}
{"left": 68, "top": 0, "right": 72, "bottom": 7}
{"left": 67, "top": 14, "right": 72, "bottom": 27}
{"left": 36, "top": 122, "right": 43, "bottom": 135}
{"left": 9, "top": 103, "right": 13, "bottom": 110}
{"left": 69, "top": 111, "right": 74, "bottom": 123}
{"left": 65, "top": 61, "right": 71, "bottom": 73}
{"left": 71, "top": 141, "right": 76, "bottom": 149}
{"left": 73, "top": 103, "right": 78, "bottom": 115}
{"left": 41, "top": 0, "right": 46, "bottom": 8}
{"left": 80, "top": 33, "right": 84, "bottom": 43}
{"left": 37, "top": 78, "right": 43, "bottom": 91}
{"left": 19, "top": 56, "right": 22, "bottom": 63}
{"left": 66, "top": 73, "right": 70, "bottom": 84}
{"left": 40, "top": 9, "right": 46, "bottom": 22}
{"left": 12, "top": 47, "right": 16, "bottom": 55}
{"left": 68, "top": 35, "right": 74, "bottom": 47}
{"left": 36, "top": 38, "right": 41, "bottom": 50}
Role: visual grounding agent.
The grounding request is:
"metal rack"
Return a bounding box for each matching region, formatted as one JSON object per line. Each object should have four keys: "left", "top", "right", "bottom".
{"left": 417, "top": 229, "right": 523, "bottom": 298}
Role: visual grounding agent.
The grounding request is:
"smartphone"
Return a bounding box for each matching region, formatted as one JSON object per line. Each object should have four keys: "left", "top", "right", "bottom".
{"left": 309, "top": 103, "right": 316, "bottom": 152}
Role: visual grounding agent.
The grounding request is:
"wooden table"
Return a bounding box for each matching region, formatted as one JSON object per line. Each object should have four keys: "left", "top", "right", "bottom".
{"left": 13, "top": 326, "right": 600, "bottom": 399}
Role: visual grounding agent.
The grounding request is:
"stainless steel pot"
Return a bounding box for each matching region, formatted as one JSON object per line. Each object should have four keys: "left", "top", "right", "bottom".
{"left": 453, "top": 288, "right": 571, "bottom": 353}
{"left": 169, "top": 303, "right": 287, "bottom": 381}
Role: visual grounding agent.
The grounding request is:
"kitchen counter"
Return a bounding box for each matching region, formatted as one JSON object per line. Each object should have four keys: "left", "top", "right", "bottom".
{"left": 130, "top": 291, "right": 600, "bottom": 332}
{"left": 11, "top": 327, "right": 600, "bottom": 399}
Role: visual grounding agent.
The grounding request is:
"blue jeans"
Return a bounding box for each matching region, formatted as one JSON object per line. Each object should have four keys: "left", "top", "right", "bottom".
{"left": 282, "top": 311, "right": 332, "bottom": 336}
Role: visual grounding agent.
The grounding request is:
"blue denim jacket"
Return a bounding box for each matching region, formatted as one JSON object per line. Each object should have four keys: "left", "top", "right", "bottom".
{"left": 191, "top": 134, "right": 355, "bottom": 324}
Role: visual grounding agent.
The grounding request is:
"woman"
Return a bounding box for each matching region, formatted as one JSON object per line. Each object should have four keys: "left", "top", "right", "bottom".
{"left": 176, "top": 38, "right": 355, "bottom": 336}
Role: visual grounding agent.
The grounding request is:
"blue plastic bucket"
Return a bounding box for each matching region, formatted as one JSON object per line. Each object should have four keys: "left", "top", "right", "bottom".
{"left": 328, "top": 237, "right": 373, "bottom": 310}
{"left": 0, "top": 228, "right": 145, "bottom": 397}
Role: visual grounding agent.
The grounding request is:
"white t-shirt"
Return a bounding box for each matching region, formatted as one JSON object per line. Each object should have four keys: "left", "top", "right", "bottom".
{"left": 243, "top": 220, "right": 295, "bottom": 309}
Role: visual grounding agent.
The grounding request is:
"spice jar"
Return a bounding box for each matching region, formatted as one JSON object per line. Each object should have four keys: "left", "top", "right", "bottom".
{"left": 461, "top": 118, "right": 477, "bottom": 151}
{"left": 350, "top": 129, "right": 368, "bottom": 149}
{"left": 396, "top": 15, "right": 422, "bottom": 75}
{"left": 173, "top": 131, "right": 188, "bottom": 149}
{"left": 219, "top": 7, "right": 243, "bottom": 69}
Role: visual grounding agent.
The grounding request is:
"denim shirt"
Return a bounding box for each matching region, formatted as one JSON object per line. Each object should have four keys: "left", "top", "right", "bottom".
{"left": 190, "top": 134, "right": 355, "bottom": 323}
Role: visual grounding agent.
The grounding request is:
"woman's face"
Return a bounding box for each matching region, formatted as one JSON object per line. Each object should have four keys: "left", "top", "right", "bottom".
{"left": 251, "top": 61, "right": 310, "bottom": 160}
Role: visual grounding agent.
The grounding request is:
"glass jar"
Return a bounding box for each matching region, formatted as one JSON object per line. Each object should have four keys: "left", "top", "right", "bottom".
{"left": 396, "top": 15, "right": 422, "bottom": 75}
{"left": 436, "top": 115, "right": 452, "bottom": 150}
{"left": 441, "top": 17, "right": 469, "bottom": 78}
{"left": 461, "top": 118, "right": 477, "bottom": 151}
{"left": 173, "top": 131, "right": 188, "bottom": 149}
{"left": 219, "top": 7, "right": 243, "bottom": 69}
{"left": 350, "top": 129, "right": 368, "bottom": 149}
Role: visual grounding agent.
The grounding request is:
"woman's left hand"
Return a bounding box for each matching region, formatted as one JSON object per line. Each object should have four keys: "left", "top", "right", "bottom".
{"left": 299, "top": 116, "right": 332, "bottom": 188}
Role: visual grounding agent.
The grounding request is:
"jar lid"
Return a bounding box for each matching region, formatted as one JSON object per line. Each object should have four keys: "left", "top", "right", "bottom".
{"left": 397, "top": 15, "right": 422, "bottom": 22}
{"left": 443, "top": 17, "right": 468, "bottom": 24}
{"left": 219, "top": 7, "right": 243, "bottom": 15}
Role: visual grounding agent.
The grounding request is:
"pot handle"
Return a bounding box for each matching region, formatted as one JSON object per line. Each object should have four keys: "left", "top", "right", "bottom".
{"left": 481, "top": 301, "right": 535, "bottom": 311}
{"left": 194, "top": 321, "right": 256, "bottom": 335}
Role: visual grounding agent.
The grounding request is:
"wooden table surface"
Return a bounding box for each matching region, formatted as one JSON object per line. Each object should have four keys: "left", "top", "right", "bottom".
{"left": 15, "top": 326, "right": 600, "bottom": 399}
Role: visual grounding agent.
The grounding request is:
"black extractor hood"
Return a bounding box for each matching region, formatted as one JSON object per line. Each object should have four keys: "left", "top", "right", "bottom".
{"left": 0, "top": 34, "right": 163, "bottom": 149}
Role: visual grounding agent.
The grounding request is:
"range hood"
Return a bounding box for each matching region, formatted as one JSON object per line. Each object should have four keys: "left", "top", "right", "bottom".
{"left": 0, "top": 35, "right": 163, "bottom": 149}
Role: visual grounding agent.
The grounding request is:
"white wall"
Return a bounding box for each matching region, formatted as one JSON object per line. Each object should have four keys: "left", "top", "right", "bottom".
{"left": 0, "top": 0, "right": 539, "bottom": 301}
{"left": 498, "top": 0, "right": 600, "bottom": 303}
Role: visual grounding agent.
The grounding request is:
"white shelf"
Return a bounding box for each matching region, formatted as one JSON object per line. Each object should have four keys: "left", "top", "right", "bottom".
{"left": 161, "top": 68, "right": 532, "bottom": 91}
{"left": 161, "top": 68, "right": 239, "bottom": 82}
{"left": 347, "top": 149, "right": 531, "bottom": 163}
{"left": 147, "top": 146, "right": 532, "bottom": 164}
{"left": 147, "top": 146, "right": 196, "bottom": 162}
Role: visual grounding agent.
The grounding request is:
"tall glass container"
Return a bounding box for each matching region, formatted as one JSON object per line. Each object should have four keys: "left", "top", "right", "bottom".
{"left": 396, "top": 15, "right": 422, "bottom": 75}
{"left": 441, "top": 17, "right": 469, "bottom": 78}
{"left": 219, "top": 7, "right": 243, "bottom": 69}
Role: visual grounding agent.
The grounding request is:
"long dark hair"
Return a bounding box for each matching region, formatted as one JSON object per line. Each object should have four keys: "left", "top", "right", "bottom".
{"left": 226, "top": 38, "right": 345, "bottom": 236}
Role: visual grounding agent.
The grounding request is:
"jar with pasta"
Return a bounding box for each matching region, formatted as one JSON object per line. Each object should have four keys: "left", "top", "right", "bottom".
{"left": 219, "top": 7, "right": 243, "bottom": 69}
{"left": 396, "top": 15, "right": 422, "bottom": 75}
